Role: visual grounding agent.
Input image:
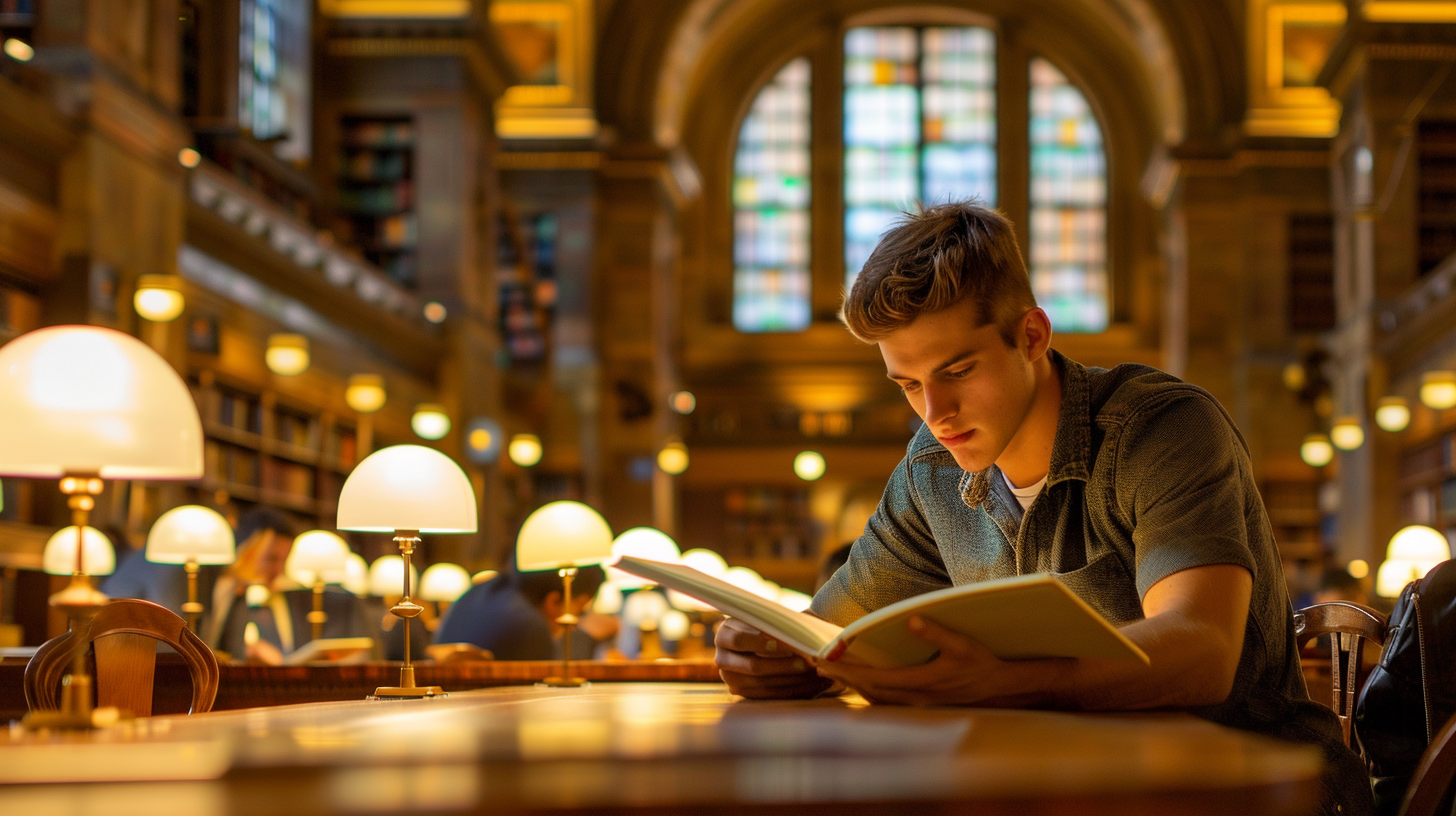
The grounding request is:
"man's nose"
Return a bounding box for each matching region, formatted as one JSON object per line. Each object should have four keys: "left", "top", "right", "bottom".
{"left": 922, "top": 383, "right": 956, "bottom": 425}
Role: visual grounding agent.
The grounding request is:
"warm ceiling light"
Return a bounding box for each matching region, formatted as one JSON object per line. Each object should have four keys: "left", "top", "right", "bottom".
{"left": 411, "top": 404, "right": 451, "bottom": 440}
{"left": 657, "top": 441, "right": 689, "bottom": 475}
{"left": 464, "top": 417, "right": 503, "bottom": 464}
{"left": 423, "top": 301, "right": 447, "bottom": 324}
{"left": 178, "top": 148, "right": 202, "bottom": 168}
{"left": 1347, "top": 559, "right": 1369, "bottom": 580}
{"left": 1420, "top": 371, "right": 1456, "bottom": 410}
{"left": 508, "top": 433, "right": 542, "bottom": 467}
{"left": 3, "top": 38, "right": 34, "bottom": 62}
{"left": 345, "top": 374, "right": 386, "bottom": 413}
{"left": 1330, "top": 416, "right": 1364, "bottom": 451}
{"left": 1281, "top": 362, "right": 1307, "bottom": 392}
{"left": 670, "top": 391, "right": 696, "bottom": 414}
{"left": 133, "top": 274, "right": 186, "bottom": 322}
{"left": 1299, "top": 434, "right": 1333, "bottom": 467}
{"left": 1374, "top": 396, "right": 1410, "bottom": 432}
{"left": 794, "top": 451, "right": 826, "bottom": 481}
{"left": 265, "top": 334, "right": 309, "bottom": 376}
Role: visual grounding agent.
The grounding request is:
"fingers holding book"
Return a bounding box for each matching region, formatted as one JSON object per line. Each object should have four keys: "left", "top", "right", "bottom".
{"left": 715, "top": 617, "right": 833, "bottom": 699}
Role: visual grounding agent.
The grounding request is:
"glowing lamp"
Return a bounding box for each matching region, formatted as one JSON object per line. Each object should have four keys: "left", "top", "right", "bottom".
{"left": 1421, "top": 371, "right": 1456, "bottom": 410}
{"left": 345, "top": 374, "right": 386, "bottom": 413}
{"left": 777, "top": 588, "right": 814, "bottom": 612}
{"left": 592, "top": 583, "right": 624, "bottom": 614}
{"left": 1330, "top": 417, "right": 1364, "bottom": 451}
{"left": 340, "top": 552, "right": 369, "bottom": 596}
{"left": 606, "top": 527, "right": 681, "bottom": 589}
{"left": 411, "top": 404, "right": 451, "bottom": 440}
{"left": 265, "top": 334, "right": 309, "bottom": 376}
{"left": 133, "top": 275, "right": 186, "bottom": 322}
{"left": 423, "top": 301, "right": 447, "bottom": 323}
{"left": 178, "top": 148, "right": 201, "bottom": 168}
{"left": 4, "top": 38, "right": 34, "bottom": 62}
{"left": 1375, "top": 397, "right": 1410, "bottom": 432}
{"left": 1377, "top": 559, "right": 1424, "bottom": 598}
{"left": 43, "top": 527, "right": 116, "bottom": 576}
{"left": 339, "top": 444, "right": 476, "bottom": 698}
{"left": 472, "top": 569, "right": 499, "bottom": 585}
{"left": 465, "top": 417, "right": 503, "bottom": 465}
{"left": 1387, "top": 525, "right": 1451, "bottom": 563}
{"left": 419, "top": 563, "right": 471, "bottom": 604}
{"left": 515, "top": 501, "right": 614, "bottom": 687}
{"left": 284, "top": 530, "right": 350, "bottom": 642}
{"left": 794, "top": 451, "right": 826, "bottom": 481}
{"left": 367, "top": 555, "right": 419, "bottom": 598}
{"left": 146, "top": 504, "right": 236, "bottom": 634}
{"left": 1348, "top": 559, "right": 1369, "bottom": 580}
{"left": 659, "top": 609, "right": 691, "bottom": 641}
{"left": 1300, "top": 434, "right": 1334, "bottom": 467}
{"left": 622, "top": 590, "right": 670, "bottom": 631}
{"left": 508, "top": 434, "right": 543, "bottom": 467}
{"left": 657, "top": 441, "right": 689, "bottom": 475}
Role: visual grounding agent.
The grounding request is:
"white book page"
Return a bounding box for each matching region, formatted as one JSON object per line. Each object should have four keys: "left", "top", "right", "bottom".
{"left": 612, "top": 557, "right": 843, "bottom": 657}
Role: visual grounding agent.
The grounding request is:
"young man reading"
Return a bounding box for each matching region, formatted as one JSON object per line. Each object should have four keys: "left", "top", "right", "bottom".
{"left": 713, "top": 202, "right": 1371, "bottom": 815}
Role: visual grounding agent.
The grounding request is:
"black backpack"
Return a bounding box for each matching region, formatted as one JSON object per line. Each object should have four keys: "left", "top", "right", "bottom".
{"left": 1354, "top": 559, "right": 1456, "bottom": 814}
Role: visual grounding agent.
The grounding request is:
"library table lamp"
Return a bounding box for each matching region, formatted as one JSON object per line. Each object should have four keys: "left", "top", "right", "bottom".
{"left": 0, "top": 325, "right": 203, "bottom": 729}
{"left": 285, "top": 530, "right": 351, "bottom": 642}
{"left": 146, "top": 505, "right": 235, "bottom": 633}
{"left": 43, "top": 527, "right": 116, "bottom": 578}
{"left": 516, "top": 501, "right": 614, "bottom": 687}
{"left": 605, "top": 527, "right": 681, "bottom": 590}
{"left": 338, "top": 444, "right": 476, "bottom": 698}
{"left": 419, "top": 562, "right": 471, "bottom": 627}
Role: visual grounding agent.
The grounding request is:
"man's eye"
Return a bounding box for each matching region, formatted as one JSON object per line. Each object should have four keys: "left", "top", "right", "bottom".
{"left": 947, "top": 368, "right": 972, "bottom": 378}
{"left": 899, "top": 382, "right": 920, "bottom": 393}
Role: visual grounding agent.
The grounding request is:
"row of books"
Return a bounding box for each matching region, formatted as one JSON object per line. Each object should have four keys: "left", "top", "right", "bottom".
{"left": 342, "top": 120, "right": 414, "bottom": 148}
{"left": 338, "top": 182, "right": 413, "bottom": 216}
{"left": 216, "top": 393, "right": 262, "bottom": 434}
{"left": 341, "top": 151, "right": 410, "bottom": 182}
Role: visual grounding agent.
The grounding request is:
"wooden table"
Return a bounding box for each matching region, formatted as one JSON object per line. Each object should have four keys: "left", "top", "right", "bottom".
{"left": 0, "top": 682, "right": 1323, "bottom": 814}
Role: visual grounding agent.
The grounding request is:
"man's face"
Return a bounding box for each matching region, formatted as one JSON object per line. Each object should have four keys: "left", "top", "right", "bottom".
{"left": 255, "top": 531, "right": 295, "bottom": 585}
{"left": 879, "top": 298, "right": 1039, "bottom": 474}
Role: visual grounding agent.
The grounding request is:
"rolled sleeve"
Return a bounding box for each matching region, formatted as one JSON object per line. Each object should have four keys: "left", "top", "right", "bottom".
{"left": 811, "top": 452, "right": 951, "bottom": 626}
{"left": 1116, "top": 395, "right": 1259, "bottom": 599}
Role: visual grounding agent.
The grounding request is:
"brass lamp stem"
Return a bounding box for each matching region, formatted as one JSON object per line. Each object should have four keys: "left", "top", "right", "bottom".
{"left": 308, "top": 580, "right": 327, "bottom": 642}
{"left": 24, "top": 474, "right": 118, "bottom": 731}
{"left": 181, "top": 560, "right": 203, "bottom": 633}
{"left": 370, "top": 530, "right": 443, "bottom": 699}
{"left": 542, "top": 566, "right": 587, "bottom": 688}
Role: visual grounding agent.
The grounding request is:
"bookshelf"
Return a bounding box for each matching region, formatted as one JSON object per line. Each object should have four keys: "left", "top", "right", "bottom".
{"left": 189, "top": 372, "right": 359, "bottom": 524}
{"left": 1418, "top": 121, "right": 1456, "bottom": 277}
{"left": 680, "top": 486, "right": 822, "bottom": 590}
{"left": 1399, "top": 429, "right": 1456, "bottom": 530}
{"left": 337, "top": 115, "right": 417, "bottom": 287}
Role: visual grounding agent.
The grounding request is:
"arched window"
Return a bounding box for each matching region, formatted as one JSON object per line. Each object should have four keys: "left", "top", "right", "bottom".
{"left": 730, "top": 24, "right": 1110, "bottom": 334}
{"left": 732, "top": 58, "right": 812, "bottom": 333}
{"left": 1029, "top": 57, "right": 1107, "bottom": 332}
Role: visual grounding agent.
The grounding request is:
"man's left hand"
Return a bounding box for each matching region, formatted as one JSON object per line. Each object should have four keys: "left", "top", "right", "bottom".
{"left": 815, "top": 615, "right": 1066, "bottom": 706}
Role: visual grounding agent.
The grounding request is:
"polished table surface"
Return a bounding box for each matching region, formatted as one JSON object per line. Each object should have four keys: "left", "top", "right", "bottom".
{"left": 0, "top": 682, "right": 1322, "bottom": 815}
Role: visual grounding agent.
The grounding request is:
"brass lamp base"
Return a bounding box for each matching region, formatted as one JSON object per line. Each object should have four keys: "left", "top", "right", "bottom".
{"left": 538, "top": 676, "right": 589, "bottom": 688}
{"left": 370, "top": 685, "right": 446, "bottom": 698}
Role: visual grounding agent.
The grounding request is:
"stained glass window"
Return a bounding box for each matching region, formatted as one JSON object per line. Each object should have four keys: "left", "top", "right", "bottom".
{"left": 843, "top": 26, "right": 996, "bottom": 289}
{"left": 733, "top": 58, "right": 812, "bottom": 332}
{"left": 1029, "top": 57, "right": 1107, "bottom": 332}
{"left": 239, "top": 0, "right": 311, "bottom": 161}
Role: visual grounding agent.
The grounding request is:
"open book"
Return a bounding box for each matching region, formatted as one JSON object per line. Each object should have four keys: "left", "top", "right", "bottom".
{"left": 613, "top": 556, "right": 1150, "bottom": 668}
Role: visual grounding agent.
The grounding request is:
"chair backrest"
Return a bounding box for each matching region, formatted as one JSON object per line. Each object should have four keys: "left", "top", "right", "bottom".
{"left": 1294, "top": 601, "right": 1389, "bottom": 750}
{"left": 24, "top": 598, "right": 219, "bottom": 717}
{"left": 1399, "top": 712, "right": 1456, "bottom": 816}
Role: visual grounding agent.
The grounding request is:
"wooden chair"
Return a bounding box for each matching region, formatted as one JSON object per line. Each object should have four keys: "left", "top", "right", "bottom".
{"left": 1293, "top": 601, "right": 1389, "bottom": 750}
{"left": 25, "top": 598, "right": 219, "bottom": 717}
{"left": 1398, "top": 712, "right": 1456, "bottom": 816}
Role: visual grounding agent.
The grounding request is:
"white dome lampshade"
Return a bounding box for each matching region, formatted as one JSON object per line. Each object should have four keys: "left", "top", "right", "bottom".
{"left": 606, "top": 527, "right": 681, "bottom": 589}
{"left": 515, "top": 501, "right": 614, "bottom": 571}
{"left": 336, "top": 445, "right": 477, "bottom": 534}
{"left": 659, "top": 609, "right": 691, "bottom": 641}
{"left": 285, "top": 530, "right": 351, "bottom": 585}
{"left": 145, "top": 505, "right": 236, "bottom": 565}
{"left": 0, "top": 326, "right": 204, "bottom": 479}
{"left": 592, "top": 582, "right": 624, "bottom": 614}
{"left": 1386, "top": 525, "right": 1451, "bottom": 562}
{"left": 43, "top": 527, "right": 116, "bottom": 576}
{"left": 367, "top": 555, "right": 419, "bottom": 597}
{"left": 622, "top": 590, "right": 671, "bottom": 630}
{"left": 680, "top": 548, "right": 729, "bottom": 578}
{"left": 419, "top": 563, "right": 471, "bottom": 603}
{"left": 339, "top": 552, "right": 369, "bottom": 596}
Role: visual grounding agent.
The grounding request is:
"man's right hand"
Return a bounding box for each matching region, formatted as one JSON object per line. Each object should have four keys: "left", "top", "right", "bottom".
{"left": 714, "top": 617, "right": 835, "bottom": 699}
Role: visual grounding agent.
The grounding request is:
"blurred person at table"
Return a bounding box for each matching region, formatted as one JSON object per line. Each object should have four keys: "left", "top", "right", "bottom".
{"left": 200, "top": 507, "right": 297, "bottom": 664}
{"left": 712, "top": 201, "right": 1372, "bottom": 816}
{"left": 815, "top": 542, "right": 854, "bottom": 593}
{"left": 435, "top": 560, "right": 617, "bottom": 660}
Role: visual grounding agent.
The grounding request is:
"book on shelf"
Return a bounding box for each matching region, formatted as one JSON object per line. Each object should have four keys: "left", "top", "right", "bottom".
{"left": 612, "top": 556, "right": 1150, "bottom": 669}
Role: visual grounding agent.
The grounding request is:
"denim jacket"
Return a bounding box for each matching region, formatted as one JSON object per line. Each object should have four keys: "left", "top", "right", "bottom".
{"left": 812, "top": 350, "right": 1372, "bottom": 816}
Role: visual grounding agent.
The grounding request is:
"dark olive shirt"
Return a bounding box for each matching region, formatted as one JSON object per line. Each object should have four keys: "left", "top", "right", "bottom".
{"left": 812, "top": 350, "right": 1371, "bottom": 816}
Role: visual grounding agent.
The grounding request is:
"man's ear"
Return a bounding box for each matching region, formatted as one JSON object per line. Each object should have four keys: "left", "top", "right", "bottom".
{"left": 1021, "top": 307, "right": 1053, "bottom": 362}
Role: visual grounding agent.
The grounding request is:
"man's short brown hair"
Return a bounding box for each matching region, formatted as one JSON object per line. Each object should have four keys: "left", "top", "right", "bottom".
{"left": 840, "top": 201, "right": 1037, "bottom": 345}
